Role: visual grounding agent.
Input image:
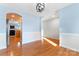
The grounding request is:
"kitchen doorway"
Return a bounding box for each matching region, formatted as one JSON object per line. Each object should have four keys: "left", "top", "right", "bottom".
{"left": 6, "top": 13, "right": 22, "bottom": 49}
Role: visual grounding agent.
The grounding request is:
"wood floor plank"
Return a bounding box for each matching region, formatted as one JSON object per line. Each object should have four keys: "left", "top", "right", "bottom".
{"left": 0, "top": 38, "right": 79, "bottom": 56}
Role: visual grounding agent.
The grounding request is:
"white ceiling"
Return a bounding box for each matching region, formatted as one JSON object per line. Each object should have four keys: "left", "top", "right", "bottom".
{"left": 7, "top": 3, "right": 72, "bottom": 20}
{"left": 6, "top": 3, "right": 71, "bottom": 16}
{"left": 32, "top": 3, "right": 72, "bottom": 17}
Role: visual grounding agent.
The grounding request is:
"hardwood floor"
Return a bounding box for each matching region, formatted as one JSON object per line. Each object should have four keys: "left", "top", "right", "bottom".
{"left": 0, "top": 38, "right": 79, "bottom": 56}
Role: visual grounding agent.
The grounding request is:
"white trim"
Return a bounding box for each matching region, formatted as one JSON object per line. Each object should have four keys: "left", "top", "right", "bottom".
{"left": 60, "top": 33, "right": 79, "bottom": 52}
{"left": 0, "top": 33, "right": 6, "bottom": 49}
{"left": 60, "top": 32, "right": 79, "bottom": 36}
{"left": 61, "top": 44, "right": 79, "bottom": 52}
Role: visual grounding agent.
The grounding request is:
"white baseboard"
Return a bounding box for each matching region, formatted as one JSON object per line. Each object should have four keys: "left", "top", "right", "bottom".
{"left": 0, "top": 32, "right": 41, "bottom": 50}
{"left": 22, "top": 32, "right": 41, "bottom": 44}
{"left": 0, "top": 33, "right": 6, "bottom": 49}
{"left": 61, "top": 44, "right": 79, "bottom": 52}
{"left": 60, "top": 33, "right": 79, "bottom": 52}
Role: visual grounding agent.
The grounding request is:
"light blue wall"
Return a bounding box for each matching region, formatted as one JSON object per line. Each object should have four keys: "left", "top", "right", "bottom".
{"left": 0, "top": 4, "right": 41, "bottom": 49}
{"left": 59, "top": 3, "right": 79, "bottom": 33}
{"left": 22, "top": 13, "right": 41, "bottom": 44}
{"left": 23, "top": 14, "right": 41, "bottom": 32}
{"left": 59, "top": 4, "right": 79, "bottom": 52}
{"left": 0, "top": 4, "right": 7, "bottom": 49}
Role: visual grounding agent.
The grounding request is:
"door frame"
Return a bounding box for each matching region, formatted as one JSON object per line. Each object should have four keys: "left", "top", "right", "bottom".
{"left": 6, "top": 13, "right": 22, "bottom": 48}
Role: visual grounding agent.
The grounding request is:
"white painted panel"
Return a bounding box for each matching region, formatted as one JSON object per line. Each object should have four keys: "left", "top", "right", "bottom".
{"left": 22, "top": 32, "right": 41, "bottom": 44}
{"left": 60, "top": 33, "right": 79, "bottom": 52}
{"left": 0, "top": 33, "right": 6, "bottom": 49}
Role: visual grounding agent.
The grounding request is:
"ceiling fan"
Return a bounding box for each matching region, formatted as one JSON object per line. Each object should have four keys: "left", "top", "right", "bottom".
{"left": 36, "top": 3, "right": 45, "bottom": 13}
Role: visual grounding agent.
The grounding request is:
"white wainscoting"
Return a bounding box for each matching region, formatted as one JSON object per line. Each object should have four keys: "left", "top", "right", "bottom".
{"left": 22, "top": 32, "right": 41, "bottom": 44}
{"left": 0, "top": 32, "right": 41, "bottom": 50}
{"left": 0, "top": 33, "right": 6, "bottom": 49}
{"left": 60, "top": 33, "right": 79, "bottom": 52}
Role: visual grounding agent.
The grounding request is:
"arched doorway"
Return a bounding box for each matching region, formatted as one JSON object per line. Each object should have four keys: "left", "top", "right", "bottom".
{"left": 6, "top": 13, "right": 22, "bottom": 48}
